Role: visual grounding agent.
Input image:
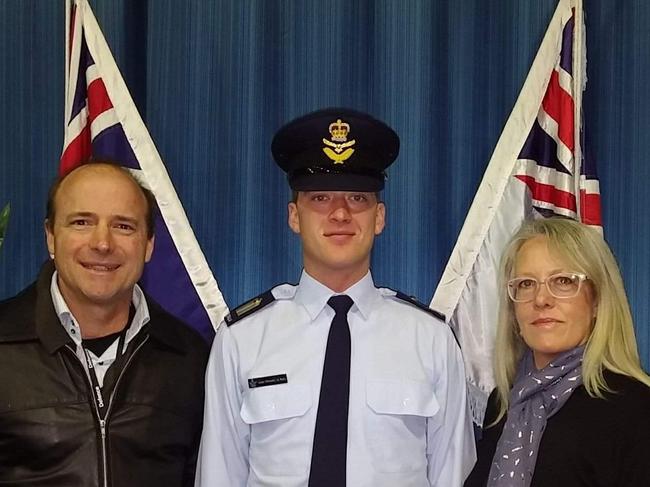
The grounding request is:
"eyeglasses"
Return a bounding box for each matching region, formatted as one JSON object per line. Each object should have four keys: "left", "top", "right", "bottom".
{"left": 507, "top": 272, "right": 589, "bottom": 302}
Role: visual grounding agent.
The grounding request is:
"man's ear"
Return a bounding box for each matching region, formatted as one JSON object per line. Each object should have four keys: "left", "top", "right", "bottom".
{"left": 44, "top": 220, "right": 55, "bottom": 257}
{"left": 288, "top": 202, "right": 300, "bottom": 234}
{"left": 374, "top": 202, "right": 386, "bottom": 235}
{"left": 144, "top": 235, "right": 155, "bottom": 263}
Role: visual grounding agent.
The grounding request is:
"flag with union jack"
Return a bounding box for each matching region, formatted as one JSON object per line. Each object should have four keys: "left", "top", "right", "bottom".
{"left": 61, "top": 0, "right": 227, "bottom": 340}
{"left": 431, "top": 0, "right": 600, "bottom": 424}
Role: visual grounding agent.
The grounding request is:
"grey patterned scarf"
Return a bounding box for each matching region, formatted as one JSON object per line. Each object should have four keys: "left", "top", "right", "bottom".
{"left": 487, "top": 346, "right": 584, "bottom": 486}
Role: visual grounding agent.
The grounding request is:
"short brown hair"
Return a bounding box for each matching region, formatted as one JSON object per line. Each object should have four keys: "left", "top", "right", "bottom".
{"left": 45, "top": 161, "right": 157, "bottom": 238}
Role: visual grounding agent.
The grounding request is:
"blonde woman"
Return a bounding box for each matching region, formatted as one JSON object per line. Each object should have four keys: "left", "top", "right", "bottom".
{"left": 465, "top": 217, "right": 650, "bottom": 487}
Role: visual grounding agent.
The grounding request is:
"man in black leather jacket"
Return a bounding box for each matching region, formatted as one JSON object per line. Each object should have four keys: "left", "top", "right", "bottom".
{"left": 0, "top": 162, "right": 209, "bottom": 486}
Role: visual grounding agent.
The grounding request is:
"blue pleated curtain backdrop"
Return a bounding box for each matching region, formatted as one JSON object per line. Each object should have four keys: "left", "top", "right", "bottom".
{"left": 1, "top": 1, "right": 649, "bottom": 366}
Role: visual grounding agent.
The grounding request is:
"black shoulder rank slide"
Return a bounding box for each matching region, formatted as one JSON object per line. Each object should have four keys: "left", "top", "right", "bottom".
{"left": 394, "top": 291, "right": 446, "bottom": 322}
{"left": 225, "top": 290, "right": 275, "bottom": 326}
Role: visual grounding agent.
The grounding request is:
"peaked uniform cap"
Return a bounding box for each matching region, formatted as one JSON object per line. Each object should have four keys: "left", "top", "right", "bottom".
{"left": 271, "top": 108, "right": 400, "bottom": 191}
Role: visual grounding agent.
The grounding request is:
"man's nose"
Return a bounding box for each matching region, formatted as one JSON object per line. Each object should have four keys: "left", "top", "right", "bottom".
{"left": 89, "top": 224, "right": 113, "bottom": 252}
{"left": 329, "top": 197, "right": 352, "bottom": 222}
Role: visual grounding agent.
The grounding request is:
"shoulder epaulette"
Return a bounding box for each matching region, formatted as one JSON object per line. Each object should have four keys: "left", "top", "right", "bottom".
{"left": 224, "top": 290, "right": 276, "bottom": 326}
{"left": 394, "top": 291, "right": 446, "bottom": 322}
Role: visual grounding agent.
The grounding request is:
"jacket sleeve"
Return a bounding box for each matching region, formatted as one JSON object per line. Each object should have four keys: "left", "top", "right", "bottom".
{"left": 194, "top": 324, "right": 250, "bottom": 487}
{"left": 426, "top": 325, "right": 477, "bottom": 486}
{"left": 617, "top": 383, "right": 650, "bottom": 486}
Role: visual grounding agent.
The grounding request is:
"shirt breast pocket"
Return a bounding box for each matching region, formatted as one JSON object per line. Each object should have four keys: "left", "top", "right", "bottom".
{"left": 365, "top": 380, "right": 439, "bottom": 473}
{"left": 240, "top": 383, "right": 313, "bottom": 477}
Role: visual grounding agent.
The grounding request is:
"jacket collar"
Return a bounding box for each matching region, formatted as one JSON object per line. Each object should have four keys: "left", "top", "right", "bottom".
{"left": 0, "top": 260, "right": 74, "bottom": 352}
{"left": 0, "top": 261, "right": 188, "bottom": 355}
{"left": 35, "top": 261, "right": 75, "bottom": 353}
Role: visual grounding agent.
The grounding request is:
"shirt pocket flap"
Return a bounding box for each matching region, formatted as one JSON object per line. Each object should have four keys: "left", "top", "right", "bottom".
{"left": 240, "top": 383, "right": 311, "bottom": 424}
{"left": 366, "top": 380, "right": 439, "bottom": 417}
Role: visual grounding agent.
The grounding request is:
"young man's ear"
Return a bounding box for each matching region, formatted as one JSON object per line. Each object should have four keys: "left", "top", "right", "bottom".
{"left": 288, "top": 202, "right": 300, "bottom": 234}
{"left": 374, "top": 202, "right": 386, "bottom": 235}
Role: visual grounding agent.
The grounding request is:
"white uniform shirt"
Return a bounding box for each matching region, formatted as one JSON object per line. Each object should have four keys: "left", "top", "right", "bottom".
{"left": 195, "top": 271, "right": 476, "bottom": 487}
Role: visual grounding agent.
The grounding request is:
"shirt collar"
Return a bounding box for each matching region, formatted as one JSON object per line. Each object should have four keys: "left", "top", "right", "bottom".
{"left": 294, "top": 269, "right": 380, "bottom": 322}
{"left": 50, "top": 271, "right": 150, "bottom": 346}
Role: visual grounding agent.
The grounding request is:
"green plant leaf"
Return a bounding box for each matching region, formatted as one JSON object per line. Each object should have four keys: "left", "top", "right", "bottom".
{"left": 0, "top": 203, "right": 10, "bottom": 249}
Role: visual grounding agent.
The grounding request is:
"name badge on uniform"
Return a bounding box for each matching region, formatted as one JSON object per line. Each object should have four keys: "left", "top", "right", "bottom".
{"left": 248, "top": 374, "right": 288, "bottom": 388}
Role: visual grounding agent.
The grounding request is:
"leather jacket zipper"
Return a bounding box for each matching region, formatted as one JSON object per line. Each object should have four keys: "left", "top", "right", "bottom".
{"left": 64, "top": 345, "right": 106, "bottom": 484}
{"left": 65, "top": 335, "right": 149, "bottom": 487}
{"left": 100, "top": 336, "right": 149, "bottom": 486}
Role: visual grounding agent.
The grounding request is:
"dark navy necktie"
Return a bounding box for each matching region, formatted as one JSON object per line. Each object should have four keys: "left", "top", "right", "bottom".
{"left": 308, "top": 294, "right": 354, "bottom": 487}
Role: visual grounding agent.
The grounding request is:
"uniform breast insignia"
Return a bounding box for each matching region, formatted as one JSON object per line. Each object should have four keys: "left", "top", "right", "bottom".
{"left": 224, "top": 290, "right": 276, "bottom": 326}
{"left": 394, "top": 291, "right": 446, "bottom": 322}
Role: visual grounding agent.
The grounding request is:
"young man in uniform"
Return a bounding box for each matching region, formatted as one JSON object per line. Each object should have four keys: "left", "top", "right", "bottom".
{"left": 195, "top": 108, "right": 475, "bottom": 486}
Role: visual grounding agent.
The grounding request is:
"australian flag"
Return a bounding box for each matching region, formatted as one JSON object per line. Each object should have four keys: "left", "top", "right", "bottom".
{"left": 61, "top": 0, "right": 227, "bottom": 341}
{"left": 431, "top": 0, "right": 600, "bottom": 424}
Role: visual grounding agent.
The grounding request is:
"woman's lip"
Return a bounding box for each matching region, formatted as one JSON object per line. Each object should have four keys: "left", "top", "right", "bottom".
{"left": 532, "top": 318, "right": 560, "bottom": 325}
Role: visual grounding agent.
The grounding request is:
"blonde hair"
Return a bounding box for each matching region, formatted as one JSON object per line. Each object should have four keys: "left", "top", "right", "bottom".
{"left": 492, "top": 217, "right": 650, "bottom": 423}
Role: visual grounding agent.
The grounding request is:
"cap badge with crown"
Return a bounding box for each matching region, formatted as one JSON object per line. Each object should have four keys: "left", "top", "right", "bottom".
{"left": 322, "top": 118, "right": 356, "bottom": 164}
